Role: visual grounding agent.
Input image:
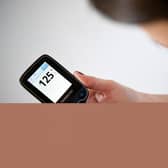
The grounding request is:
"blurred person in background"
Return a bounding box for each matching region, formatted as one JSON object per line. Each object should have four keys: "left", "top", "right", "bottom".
{"left": 74, "top": 0, "right": 168, "bottom": 103}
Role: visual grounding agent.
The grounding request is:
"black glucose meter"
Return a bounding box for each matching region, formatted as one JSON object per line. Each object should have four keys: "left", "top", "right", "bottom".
{"left": 20, "top": 55, "right": 88, "bottom": 103}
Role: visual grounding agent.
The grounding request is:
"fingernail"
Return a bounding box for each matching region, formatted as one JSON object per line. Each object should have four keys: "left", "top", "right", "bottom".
{"left": 95, "top": 93, "right": 105, "bottom": 103}
{"left": 76, "top": 71, "right": 84, "bottom": 75}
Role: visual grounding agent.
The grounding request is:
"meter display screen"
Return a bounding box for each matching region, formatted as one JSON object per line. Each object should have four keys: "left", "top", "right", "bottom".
{"left": 28, "top": 62, "right": 72, "bottom": 102}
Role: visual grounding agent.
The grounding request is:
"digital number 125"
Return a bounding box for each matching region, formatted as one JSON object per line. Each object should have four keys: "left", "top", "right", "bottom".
{"left": 39, "top": 71, "right": 54, "bottom": 86}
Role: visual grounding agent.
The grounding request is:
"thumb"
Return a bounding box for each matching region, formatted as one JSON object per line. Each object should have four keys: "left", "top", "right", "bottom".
{"left": 74, "top": 71, "right": 113, "bottom": 91}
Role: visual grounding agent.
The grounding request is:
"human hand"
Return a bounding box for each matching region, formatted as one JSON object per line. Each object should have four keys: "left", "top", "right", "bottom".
{"left": 74, "top": 71, "right": 150, "bottom": 103}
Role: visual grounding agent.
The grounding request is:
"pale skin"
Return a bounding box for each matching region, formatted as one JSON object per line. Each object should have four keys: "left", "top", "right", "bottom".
{"left": 74, "top": 20, "right": 168, "bottom": 103}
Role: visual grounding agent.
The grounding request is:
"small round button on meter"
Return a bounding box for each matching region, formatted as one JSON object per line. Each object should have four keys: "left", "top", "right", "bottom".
{"left": 79, "top": 91, "right": 86, "bottom": 98}
{"left": 77, "top": 88, "right": 88, "bottom": 103}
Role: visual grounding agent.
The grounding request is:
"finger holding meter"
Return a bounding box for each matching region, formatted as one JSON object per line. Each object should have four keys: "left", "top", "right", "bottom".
{"left": 20, "top": 55, "right": 89, "bottom": 103}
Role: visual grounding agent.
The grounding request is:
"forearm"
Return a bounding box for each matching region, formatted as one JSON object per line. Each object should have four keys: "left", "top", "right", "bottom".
{"left": 138, "top": 92, "right": 168, "bottom": 102}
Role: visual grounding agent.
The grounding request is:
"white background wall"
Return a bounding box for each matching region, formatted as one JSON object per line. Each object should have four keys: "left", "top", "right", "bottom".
{"left": 1, "top": 0, "right": 168, "bottom": 103}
